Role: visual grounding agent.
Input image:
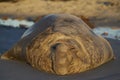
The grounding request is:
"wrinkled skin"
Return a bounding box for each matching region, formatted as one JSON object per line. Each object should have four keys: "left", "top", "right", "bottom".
{"left": 1, "top": 14, "right": 115, "bottom": 75}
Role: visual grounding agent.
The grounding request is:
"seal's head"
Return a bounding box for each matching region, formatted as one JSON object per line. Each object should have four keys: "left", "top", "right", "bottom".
{"left": 1, "top": 14, "right": 115, "bottom": 75}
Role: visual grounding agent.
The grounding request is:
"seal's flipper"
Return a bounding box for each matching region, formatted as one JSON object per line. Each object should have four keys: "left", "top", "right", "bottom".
{"left": 0, "top": 44, "right": 27, "bottom": 63}
{"left": 1, "top": 50, "right": 16, "bottom": 60}
{"left": 1, "top": 51, "right": 27, "bottom": 64}
{"left": 0, "top": 48, "right": 20, "bottom": 61}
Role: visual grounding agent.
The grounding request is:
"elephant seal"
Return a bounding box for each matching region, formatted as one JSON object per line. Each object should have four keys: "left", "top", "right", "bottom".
{"left": 1, "top": 14, "right": 115, "bottom": 75}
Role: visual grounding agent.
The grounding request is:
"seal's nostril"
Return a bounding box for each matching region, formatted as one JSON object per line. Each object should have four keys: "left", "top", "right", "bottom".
{"left": 51, "top": 43, "right": 61, "bottom": 51}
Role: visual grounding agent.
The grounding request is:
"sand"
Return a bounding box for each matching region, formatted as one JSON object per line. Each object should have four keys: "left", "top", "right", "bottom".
{"left": 0, "top": 25, "right": 120, "bottom": 80}
{"left": 0, "top": 0, "right": 120, "bottom": 27}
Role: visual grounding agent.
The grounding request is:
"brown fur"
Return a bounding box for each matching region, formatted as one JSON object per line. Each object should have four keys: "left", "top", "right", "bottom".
{"left": 1, "top": 14, "right": 114, "bottom": 75}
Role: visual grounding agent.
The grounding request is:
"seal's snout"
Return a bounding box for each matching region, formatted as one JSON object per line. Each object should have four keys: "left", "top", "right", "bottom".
{"left": 51, "top": 43, "right": 70, "bottom": 75}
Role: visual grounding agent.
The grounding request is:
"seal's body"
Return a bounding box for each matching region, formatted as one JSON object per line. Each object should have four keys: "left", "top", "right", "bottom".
{"left": 1, "top": 14, "right": 114, "bottom": 75}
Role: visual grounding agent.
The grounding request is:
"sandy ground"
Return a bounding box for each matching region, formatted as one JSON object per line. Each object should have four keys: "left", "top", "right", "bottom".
{"left": 0, "top": 0, "right": 120, "bottom": 27}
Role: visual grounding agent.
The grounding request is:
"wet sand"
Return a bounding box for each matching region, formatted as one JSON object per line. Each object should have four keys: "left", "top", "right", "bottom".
{"left": 0, "top": 26, "right": 120, "bottom": 80}
{"left": 0, "top": 25, "right": 26, "bottom": 53}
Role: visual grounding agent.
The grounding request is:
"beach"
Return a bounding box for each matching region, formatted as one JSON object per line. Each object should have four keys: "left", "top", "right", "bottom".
{"left": 0, "top": 0, "right": 120, "bottom": 79}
